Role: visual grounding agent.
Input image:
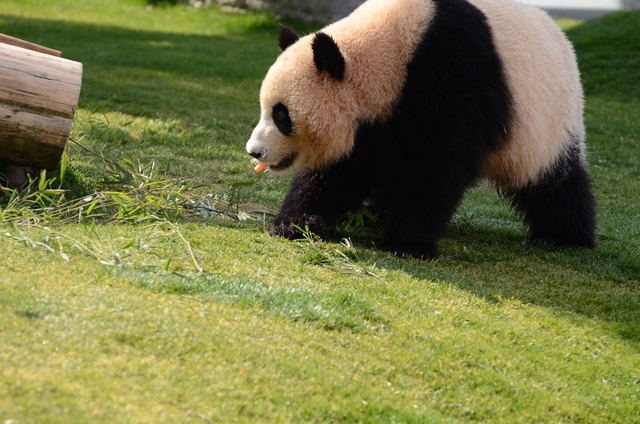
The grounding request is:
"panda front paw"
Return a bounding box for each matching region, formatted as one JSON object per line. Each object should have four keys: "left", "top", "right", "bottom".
{"left": 381, "top": 241, "right": 438, "bottom": 260}
{"left": 269, "top": 213, "right": 327, "bottom": 240}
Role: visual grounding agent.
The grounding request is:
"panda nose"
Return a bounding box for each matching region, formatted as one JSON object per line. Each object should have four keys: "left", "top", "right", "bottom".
{"left": 248, "top": 149, "right": 264, "bottom": 160}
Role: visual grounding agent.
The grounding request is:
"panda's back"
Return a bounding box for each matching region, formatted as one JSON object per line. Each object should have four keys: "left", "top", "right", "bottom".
{"left": 471, "top": 0, "right": 584, "bottom": 187}
{"left": 328, "top": 0, "right": 584, "bottom": 188}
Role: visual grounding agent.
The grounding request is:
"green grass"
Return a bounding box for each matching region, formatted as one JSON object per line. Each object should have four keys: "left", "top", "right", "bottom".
{"left": 1, "top": 1, "right": 639, "bottom": 422}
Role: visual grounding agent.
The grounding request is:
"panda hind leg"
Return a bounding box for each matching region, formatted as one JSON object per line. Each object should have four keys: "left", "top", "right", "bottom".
{"left": 504, "top": 144, "right": 597, "bottom": 249}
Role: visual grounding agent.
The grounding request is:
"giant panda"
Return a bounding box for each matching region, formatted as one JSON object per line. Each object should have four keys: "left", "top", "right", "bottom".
{"left": 246, "top": 0, "right": 597, "bottom": 259}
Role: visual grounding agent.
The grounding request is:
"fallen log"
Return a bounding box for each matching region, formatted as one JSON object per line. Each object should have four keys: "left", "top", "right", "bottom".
{"left": 0, "top": 35, "right": 82, "bottom": 178}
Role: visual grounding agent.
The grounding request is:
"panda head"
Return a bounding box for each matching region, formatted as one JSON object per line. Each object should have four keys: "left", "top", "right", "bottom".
{"left": 246, "top": 25, "right": 359, "bottom": 174}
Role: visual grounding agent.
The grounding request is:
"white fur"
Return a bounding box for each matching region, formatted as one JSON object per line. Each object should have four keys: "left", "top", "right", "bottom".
{"left": 248, "top": 0, "right": 585, "bottom": 186}
{"left": 472, "top": 0, "right": 585, "bottom": 187}
{"left": 247, "top": 0, "right": 434, "bottom": 173}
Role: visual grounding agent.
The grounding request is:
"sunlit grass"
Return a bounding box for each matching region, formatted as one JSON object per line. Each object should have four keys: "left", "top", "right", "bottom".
{"left": 1, "top": 1, "right": 639, "bottom": 422}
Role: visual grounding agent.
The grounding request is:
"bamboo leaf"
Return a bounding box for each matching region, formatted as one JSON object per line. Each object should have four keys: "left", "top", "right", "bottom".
{"left": 59, "top": 151, "right": 67, "bottom": 188}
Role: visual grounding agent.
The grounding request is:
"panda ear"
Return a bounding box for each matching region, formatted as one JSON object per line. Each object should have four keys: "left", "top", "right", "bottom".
{"left": 312, "top": 32, "right": 345, "bottom": 81}
{"left": 278, "top": 25, "right": 300, "bottom": 51}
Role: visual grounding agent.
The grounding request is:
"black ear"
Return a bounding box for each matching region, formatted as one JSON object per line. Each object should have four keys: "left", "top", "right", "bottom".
{"left": 278, "top": 25, "right": 300, "bottom": 51}
{"left": 312, "top": 32, "right": 345, "bottom": 81}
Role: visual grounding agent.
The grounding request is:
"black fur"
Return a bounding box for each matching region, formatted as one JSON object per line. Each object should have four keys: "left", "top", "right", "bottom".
{"left": 272, "top": 103, "right": 293, "bottom": 135}
{"left": 312, "top": 32, "right": 345, "bottom": 81}
{"left": 269, "top": 0, "right": 595, "bottom": 258}
{"left": 278, "top": 25, "right": 300, "bottom": 51}
{"left": 504, "top": 141, "right": 597, "bottom": 248}
{"left": 270, "top": 123, "right": 382, "bottom": 239}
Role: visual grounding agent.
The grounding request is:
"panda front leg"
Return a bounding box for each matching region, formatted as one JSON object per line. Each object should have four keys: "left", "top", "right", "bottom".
{"left": 269, "top": 168, "right": 333, "bottom": 239}
{"left": 378, "top": 166, "right": 473, "bottom": 259}
{"left": 270, "top": 158, "right": 375, "bottom": 239}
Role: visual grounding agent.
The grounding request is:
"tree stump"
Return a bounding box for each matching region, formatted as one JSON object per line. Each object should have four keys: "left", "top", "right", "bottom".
{"left": 0, "top": 34, "right": 83, "bottom": 187}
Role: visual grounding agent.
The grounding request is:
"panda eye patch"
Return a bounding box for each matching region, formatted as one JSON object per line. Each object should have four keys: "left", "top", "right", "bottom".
{"left": 272, "top": 103, "right": 293, "bottom": 136}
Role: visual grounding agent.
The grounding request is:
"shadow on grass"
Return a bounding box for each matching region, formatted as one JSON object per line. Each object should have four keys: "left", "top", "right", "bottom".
{"left": 342, "top": 217, "right": 640, "bottom": 346}
{"left": 568, "top": 10, "right": 640, "bottom": 103}
{"left": 0, "top": 14, "right": 276, "bottom": 122}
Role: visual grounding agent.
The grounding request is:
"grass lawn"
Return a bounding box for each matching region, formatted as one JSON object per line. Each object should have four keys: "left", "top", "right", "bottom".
{"left": 1, "top": 1, "right": 639, "bottom": 422}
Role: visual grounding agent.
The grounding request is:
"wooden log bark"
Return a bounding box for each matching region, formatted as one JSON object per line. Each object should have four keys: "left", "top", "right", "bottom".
{"left": 0, "top": 39, "right": 82, "bottom": 170}
{"left": 0, "top": 104, "right": 74, "bottom": 169}
{"left": 0, "top": 33, "right": 61, "bottom": 57}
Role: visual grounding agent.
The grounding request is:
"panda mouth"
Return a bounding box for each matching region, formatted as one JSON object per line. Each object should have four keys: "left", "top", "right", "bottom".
{"left": 269, "top": 151, "right": 298, "bottom": 171}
